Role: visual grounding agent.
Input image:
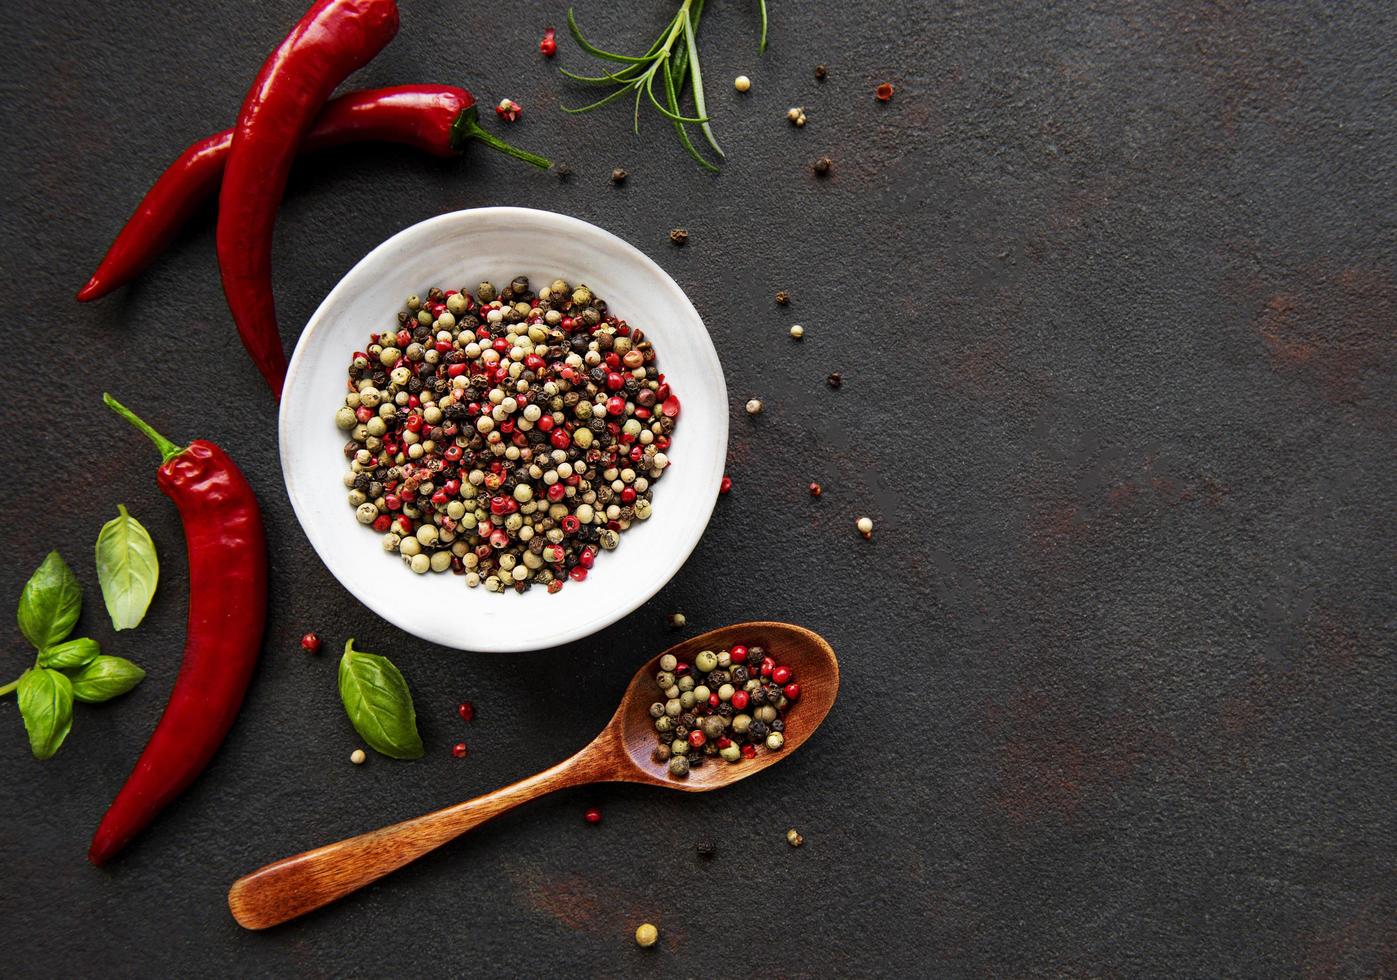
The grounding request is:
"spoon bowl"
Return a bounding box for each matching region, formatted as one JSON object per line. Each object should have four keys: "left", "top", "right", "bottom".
{"left": 229, "top": 621, "right": 838, "bottom": 929}
{"left": 604, "top": 621, "right": 839, "bottom": 790}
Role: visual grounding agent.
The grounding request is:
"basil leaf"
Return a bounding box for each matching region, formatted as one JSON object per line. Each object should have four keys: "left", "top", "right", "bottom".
{"left": 70, "top": 656, "right": 146, "bottom": 703}
{"left": 17, "top": 551, "right": 82, "bottom": 650}
{"left": 338, "top": 640, "right": 423, "bottom": 760}
{"left": 38, "top": 637, "right": 101, "bottom": 670}
{"left": 18, "top": 668, "right": 74, "bottom": 760}
{"left": 95, "top": 505, "right": 159, "bottom": 631}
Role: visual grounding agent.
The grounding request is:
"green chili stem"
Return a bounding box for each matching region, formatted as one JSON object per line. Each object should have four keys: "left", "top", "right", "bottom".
{"left": 103, "top": 393, "right": 184, "bottom": 464}
{"left": 450, "top": 109, "right": 552, "bottom": 169}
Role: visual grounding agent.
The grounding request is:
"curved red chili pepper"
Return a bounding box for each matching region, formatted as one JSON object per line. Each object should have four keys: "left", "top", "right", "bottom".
{"left": 89, "top": 395, "right": 268, "bottom": 866}
{"left": 217, "top": 0, "right": 400, "bottom": 399}
{"left": 76, "top": 85, "right": 549, "bottom": 304}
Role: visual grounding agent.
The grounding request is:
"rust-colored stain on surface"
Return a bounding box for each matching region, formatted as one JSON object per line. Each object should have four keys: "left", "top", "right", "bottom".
{"left": 1251, "top": 266, "right": 1395, "bottom": 405}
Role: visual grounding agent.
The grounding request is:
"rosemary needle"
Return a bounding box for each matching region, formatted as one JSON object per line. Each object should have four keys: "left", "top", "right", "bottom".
{"left": 561, "top": 0, "right": 769, "bottom": 172}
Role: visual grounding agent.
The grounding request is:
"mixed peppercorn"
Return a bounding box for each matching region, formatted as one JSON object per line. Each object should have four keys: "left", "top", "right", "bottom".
{"left": 336, "top": 277, "right": 677, "bottom": 594}
{"left": 647, "top": 643, "right": 798, "bottom": 778}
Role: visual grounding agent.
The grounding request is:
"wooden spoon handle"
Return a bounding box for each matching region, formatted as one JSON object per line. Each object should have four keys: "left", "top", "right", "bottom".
{"left": 228, "top": 754, "right": 592, "bottom": 929}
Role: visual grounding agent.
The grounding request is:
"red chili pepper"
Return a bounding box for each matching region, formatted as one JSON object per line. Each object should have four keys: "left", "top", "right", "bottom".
{"left": 217, "top": 0, "right": 401, "bottom": 398}
{"left": 76, "top": 86, "right": 547, "bottom": 305}
{"left": 89, "top": 395, "right": 268, "bottom": 866}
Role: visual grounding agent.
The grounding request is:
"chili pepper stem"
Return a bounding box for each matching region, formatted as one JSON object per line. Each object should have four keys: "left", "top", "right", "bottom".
{"left": 449, "top": 108, "right": 552, "bottom": 169}
{"left": 103, "top": 393, "right": 185, "bottom": 464}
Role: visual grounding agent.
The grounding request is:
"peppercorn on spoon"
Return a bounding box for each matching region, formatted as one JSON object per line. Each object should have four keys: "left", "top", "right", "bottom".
{"left": 228, "top": 621, "right": 838, "bottom": 930}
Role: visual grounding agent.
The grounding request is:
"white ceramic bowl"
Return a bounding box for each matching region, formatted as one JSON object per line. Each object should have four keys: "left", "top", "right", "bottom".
{"left": 280, "top": 208, "right": 727, "bottom": 652}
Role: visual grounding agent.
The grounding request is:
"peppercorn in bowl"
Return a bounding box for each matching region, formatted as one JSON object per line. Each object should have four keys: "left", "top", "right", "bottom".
{"left": 280, "top": 208, "right": 727, "bottom": 652}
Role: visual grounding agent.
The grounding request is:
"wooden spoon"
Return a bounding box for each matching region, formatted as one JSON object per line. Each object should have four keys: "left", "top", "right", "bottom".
{"left": 228, "top": 621, "right": 838, "bottom": 930}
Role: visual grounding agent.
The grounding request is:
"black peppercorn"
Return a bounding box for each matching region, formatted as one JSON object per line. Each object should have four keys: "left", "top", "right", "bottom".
{"left": 748, "top": 720, "right": 769, "bottom": 739}
{"left": 670, "top": 228, "right": 689, "bottom": 246}
{"left": 749, "top": 687, "right": 767, "bottom": 707}
{"left": 731, "top": 665, "right": 749, "bottom": 685}
{"left": 555, "top": 161, "right": 572, "bottom": 181}
{"left": 775, "top": 290, "right": 790, "bottom": 305}
{"left": 696, "top": 839, "right": 715, "bottom": 858}
{"left": 611, "top": 167, "right": 628, "bottom": 184}
{"left": 815, "top": 64, "right": 827, "bottom": 80}
{"left": 814, "top": 155, "right": 832, "bottom": 176}
{"left": 827, "top": 372, "right": 843, "bottom": 388}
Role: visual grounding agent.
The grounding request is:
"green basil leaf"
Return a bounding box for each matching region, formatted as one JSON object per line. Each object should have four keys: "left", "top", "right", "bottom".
{"left": 17, "top": 551, "right": 82, "bottom": 650}
{"left": 338, "top": 640, "right": 423, "bottom": 759}
{"left": 38, "top": 637, "right": 101, "bottom": 670}
{"left": 18, "top": 668, "right": 74, "bottom": 760}
{"left": 70, "top": 656, "right": 146, "bottom": 703}
{"left": 95, "top": 505, "right": 159, "bottom": 631}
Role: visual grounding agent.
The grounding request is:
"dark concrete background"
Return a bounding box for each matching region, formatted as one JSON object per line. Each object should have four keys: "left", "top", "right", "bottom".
{"left": 1, "top": 0, "right": 1393, "bottom": 976}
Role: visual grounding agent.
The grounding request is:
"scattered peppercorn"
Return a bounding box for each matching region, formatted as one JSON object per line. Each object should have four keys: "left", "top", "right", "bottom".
{"left": 827, "top": 372, "right": 843, "bottom": 389}
{"left": 350, "top": 748, "right": 366, "bottom": 765}
{"left": 338, "top": 277, "right": 676, "bottom": 594}
{"left": 457, "top": 701, "right": 475, "bottom": 723}
{"left": 696, "top": 839, "right": 715, "bottom": 858}
{"left": 786, "top": 106, "right": 807, "bottom": 127}
{"left": 300, "top": 632, "right": 320, "bottom": 654}
{"left": 814, "top": 155, "right": 832, "bottom": 176}
{"left": 775, "top": 290, "right": 790, "bottom": 305}
{"left": 857, "top": 516, "right": 874, "bottom": 538}
{"left": 734, "top": 74, "right": 751, "bottom": 93}
{"left": 611, "top": 167, "right": 628, "bottom": 184}
{"left": 815, "top": 64, "right": 828, "bottom": 81}
{"left": 635, "top": 923, "right": 659, "bottom": 948}
{"left": 539, "top": 26, "right": 557, "bottom": 57}
{"left": 669, "top": 228, "right": 688, "bottom": 246}
{"left": 584, "top": 807, "right": 602, "bottom": 824}
{"left": 786, "top": 828, "right": 804, "bottom": 847}
{"left": 875, "top": 82, "right": 895, "bottom": 102}
{"left": 745, "top": 398, "right": 763, "bottom": 415}
{"left": 495, "top": 98, "right": 522, "bottom": 123}
{"left": 452, "top": 742, "right": 469, "bottom": 758}
{"left": 789, "top": 324, "right": 804, "bottom": 340}
{"left": 719, "top": 474, "right": 732, "bottom": 495}
{"left": 668, "top": 612, "right": 687, "bottom": 629}
{"left": 809, "top": 481, "right": 822, "bottom": 497}
{"left": 554, "top": 162, "right": 572, "bottom": 181}
{"left": 648, "top": 642, "right": 795, "bottom": 778}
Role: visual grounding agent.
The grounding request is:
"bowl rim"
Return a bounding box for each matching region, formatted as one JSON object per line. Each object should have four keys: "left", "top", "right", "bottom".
{"left": 278, "top": 206, "right": 727, "bottom": 652}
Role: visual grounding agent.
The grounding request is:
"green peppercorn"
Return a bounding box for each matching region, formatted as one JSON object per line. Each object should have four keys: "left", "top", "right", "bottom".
{"left": 655, "top": 670, "right": 675, "bottom": 689}
{"left": 677, "top": 675, "right": 696, "bottom": 693}
{"left": 766, "top": 732, "right": 785, "bottom": 750}
{"left": 655, "top": 716, "right": 673, "bottom": 733}
{"left": 670, "top": 739, "right": 689, "bottom": 757}
{"left": 695, "top": 650, "right": 718, "bottom": 673}
{"left": 701, "top": 716, "right": 724, "bottom": 740}
{"left": 668, "top": 756, "right": 689, "bottom": 777}
{"left": 720, "top": 743, "right": 741, "bottom": 763}
{"left": 649, "top": 702, "right": 665, "bottom": 718}
{"left": 659, "top": 653, "right": 677, "bottom": 672}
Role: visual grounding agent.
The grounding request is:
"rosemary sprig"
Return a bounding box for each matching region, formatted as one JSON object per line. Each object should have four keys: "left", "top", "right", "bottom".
{"left": 561, "top": 0, "right": 768, "bottom": 171}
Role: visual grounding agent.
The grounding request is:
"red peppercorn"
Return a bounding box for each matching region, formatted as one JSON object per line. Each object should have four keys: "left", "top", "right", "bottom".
{"left": 584, "top": 806, "right": 602, "bottom": 824}
{"left": 495, "top": 98, "right": 522, "bottom": 122}
{"left": 300, "top": 632, "right": 320, "bottom": 654}
{"left": 783, "top": 683, "right": 801, "bottom": 701}
{"left": 741, "top": 744, "right": 757, "bottom": 759}
{"left": 560, "top": 316, "right": 576, "bottom": 332}
{"left": 452, "top": 742, "right": 469, "bottom": 758}
{"left": 397, "top": 329, "right": 412, "bottom": 347}
{"left": 730, "top": 690, "right": 749, "bottom": 710}
{"left": 730, "top": 645, "right": 748, "bottom": 663}
{"left": 876, "top": 82, "right": 895, "bottom": 101}
{"left": 406, "top": 414, "right": 423, "bottom": 432}
{"left": 620, "top": 487, "right": 637, "bottom": 504}
{"left": 569, "top": 565, "right": 588, "bottom": 582}
{"left": 539, "top": 26, "right": 557, "bottom": 57}
{"left": 561, "top": 515, "right": 581, "bottom": 534}
{"left": 457, "top": 701, "right": 474, "bottom": 723}
{"left": 809, "top": 481, "right": 823, "bottom": 497}
{"left": 708, "top": 693, "right": 720, "bottom": 708}
{"left": 760, "top": 657, "right": 775, "bottom": 678}
{"left": 717, "top": 737, "right": 732, "bottom": 749}
{"left": 578, "top": 546, "right": 597, "bottom": 569}
{"left": 606, "top": 396, "right": 626, "bottom": 416}
{"left": 661, "top": 395, "right": 681, "bottom": 418}
{"left": 688, "top": 730, "right": 706, "bottom": 748}
{"left": 372, "top": 514, "right": 391, "bottom": 532}
{"left": 537, "top": 414, "right": 555, "bottom": 432}
{"left": 719, "top": 475, "right": 733, "bottom": 495}
{"left": 772, "top": 665, "right": 792, "bottom": 685}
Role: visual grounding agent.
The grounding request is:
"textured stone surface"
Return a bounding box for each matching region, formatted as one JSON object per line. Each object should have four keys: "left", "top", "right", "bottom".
{"left": 2, "top": 0, "right": 1394, "bottom": 976}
